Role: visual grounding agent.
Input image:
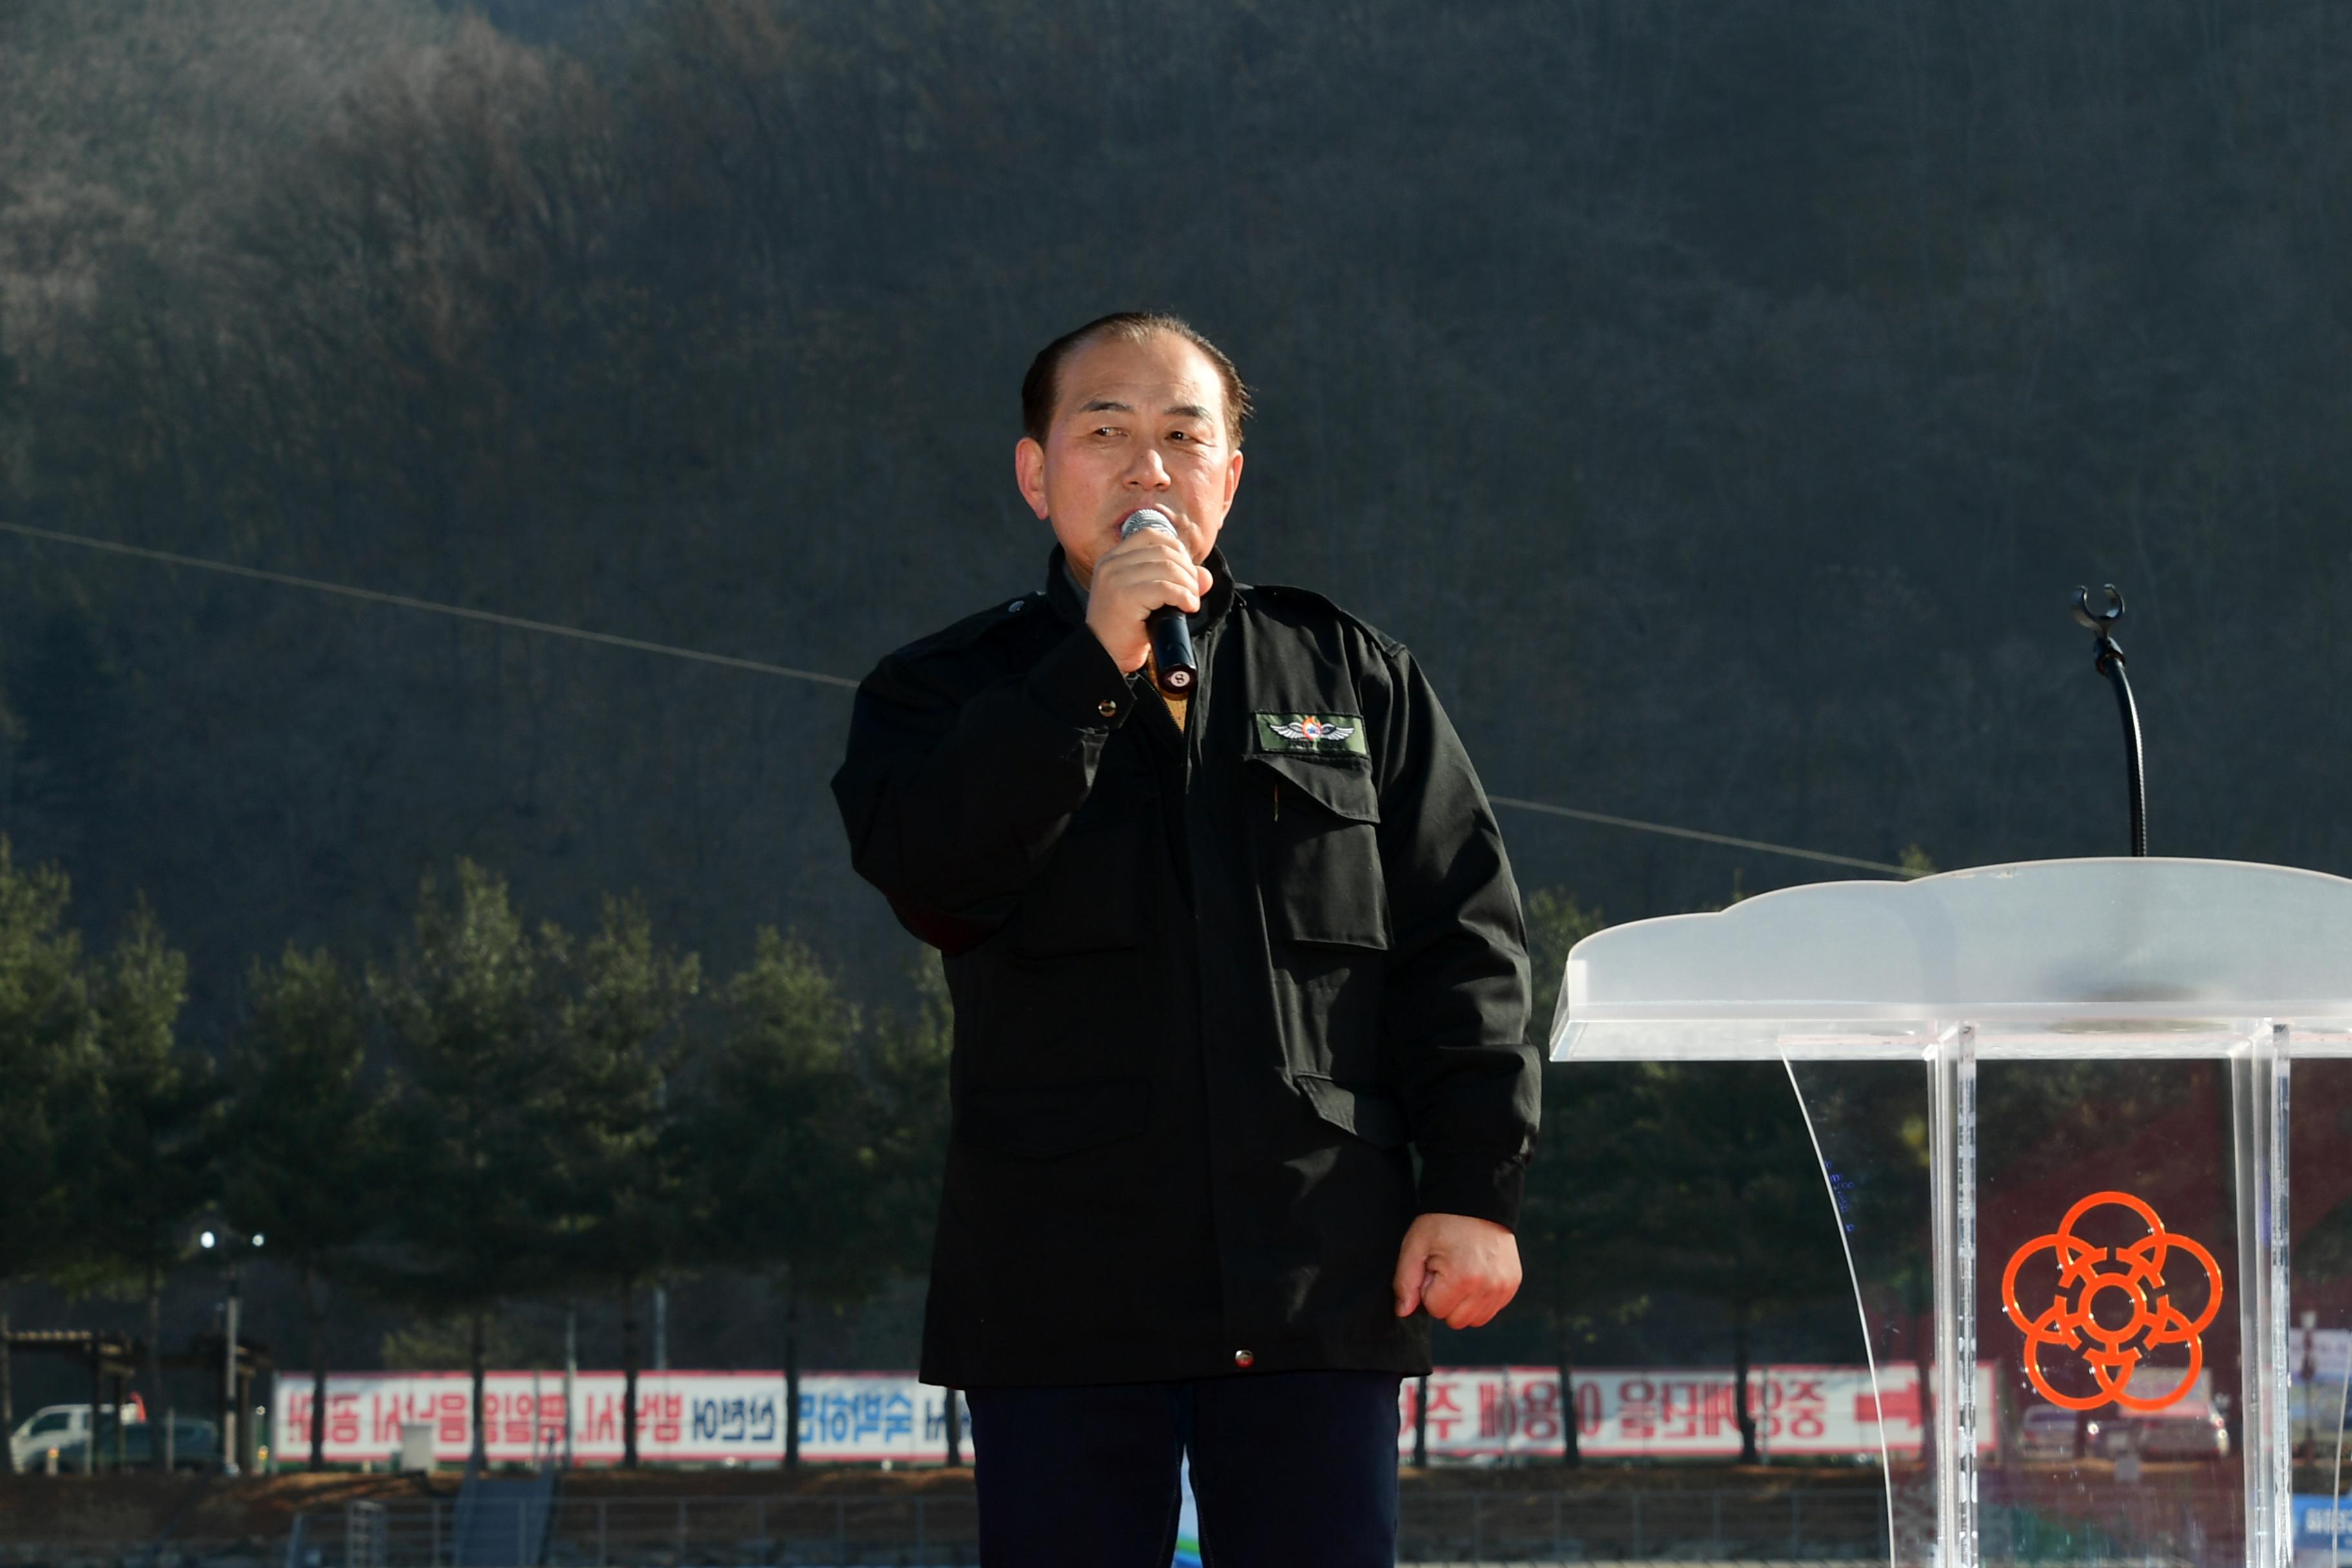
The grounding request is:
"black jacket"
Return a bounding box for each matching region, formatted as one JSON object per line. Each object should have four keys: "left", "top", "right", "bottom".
{"left": 831, "top": 547, "right": 1536, "bottom": 1387}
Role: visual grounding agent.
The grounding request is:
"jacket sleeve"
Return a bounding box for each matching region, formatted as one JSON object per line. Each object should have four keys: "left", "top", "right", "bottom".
{"left": 1373, "top": 644, "right": 1539, "bottom": 1229}
{"left": 832, "top": 624, "right": 1139, "bottom": 941}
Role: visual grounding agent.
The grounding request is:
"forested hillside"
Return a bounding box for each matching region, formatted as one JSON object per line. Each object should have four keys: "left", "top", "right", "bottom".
{"left": 1, "top": 1, "right": 2349, "bottom": 1391}
{"left": 5, "top": 0, "right": 2347, "bottom": 1022}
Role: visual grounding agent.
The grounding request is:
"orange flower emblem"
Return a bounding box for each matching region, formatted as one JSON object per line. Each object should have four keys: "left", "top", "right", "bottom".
{"left": 2000, "top": 1190, "right": 2224, "bottom": 1413}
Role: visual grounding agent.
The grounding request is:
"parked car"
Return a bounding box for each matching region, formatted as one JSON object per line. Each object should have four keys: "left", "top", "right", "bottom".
{"left": 2091, "top": 1407, "right": 2231, "bottom": 1460}
{"left": 2016, "top": 1403, "right": 2082, "bottom": 1460}
{"left": 8, "top": 1402, "right": 146, "bottom": 1473}
{"left": 39, "top": 1416, "right": 219, "bottom": 1473}
{"left": 2014, "top": 1400, "right": 2229, "bottom": 1462}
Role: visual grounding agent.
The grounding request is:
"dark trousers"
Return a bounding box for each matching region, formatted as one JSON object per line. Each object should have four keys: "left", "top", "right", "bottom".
{"left": 965, "top": 1371, "right": 1400, "bottom": 1567}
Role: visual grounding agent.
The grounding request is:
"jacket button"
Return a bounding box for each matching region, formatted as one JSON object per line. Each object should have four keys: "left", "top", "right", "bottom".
{"left": 1233, "top": 1349, "right": 1255, "bottom": 1368}
{"left": 1097, "top": 700, "right": 1119, "bottom": 718}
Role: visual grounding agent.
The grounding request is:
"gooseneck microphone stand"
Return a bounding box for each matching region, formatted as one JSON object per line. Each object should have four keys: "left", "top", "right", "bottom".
{"left": 2071, "top": 583, "right": 2148, "bottom": 857}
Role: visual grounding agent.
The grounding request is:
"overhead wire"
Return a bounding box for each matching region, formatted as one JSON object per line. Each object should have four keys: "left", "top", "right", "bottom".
{"left": 0, "top": 519, "right": 1915, "bottom": 877}
{"left": 1485, "top": 797, "right": 1911, "bottom": 876}
{"left": 0, "top": 520, "right": 859, "bottom": 689}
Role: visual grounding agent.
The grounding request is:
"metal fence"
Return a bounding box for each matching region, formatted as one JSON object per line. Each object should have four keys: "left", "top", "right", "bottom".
{"left": 279, "top": 1486, "right": 1893, "bottom": 1567}
{"left": 348, "top": 1500, "right": 389, "bottom": 1568}
{"left": 1406, "top": 1488, "right": 1888, "bottom": 1563}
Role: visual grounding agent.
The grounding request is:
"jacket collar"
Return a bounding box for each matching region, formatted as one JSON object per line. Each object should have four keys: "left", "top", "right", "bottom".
{"left": 1043, "top": 542, "right": 1238, "bottom": 635}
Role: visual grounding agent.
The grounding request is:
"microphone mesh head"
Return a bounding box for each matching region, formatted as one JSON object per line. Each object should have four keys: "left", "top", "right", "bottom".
{"left": 1119, "top": 507, "right": 1176, "bottom": 539}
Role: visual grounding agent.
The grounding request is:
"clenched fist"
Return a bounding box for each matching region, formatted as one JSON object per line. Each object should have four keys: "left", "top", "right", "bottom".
{"left": 1393, "top": 1212, "right": 1522, "bottom": 1329}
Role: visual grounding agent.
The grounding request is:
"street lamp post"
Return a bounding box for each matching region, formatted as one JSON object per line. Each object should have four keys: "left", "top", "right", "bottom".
{"left": 200, "top": 1226, "right": 264, "bottom": 1475}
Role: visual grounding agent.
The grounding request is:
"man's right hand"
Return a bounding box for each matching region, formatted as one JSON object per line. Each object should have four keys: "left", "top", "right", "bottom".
{"left": 1084, "top": 526, "right": 1212, "bottom": 674}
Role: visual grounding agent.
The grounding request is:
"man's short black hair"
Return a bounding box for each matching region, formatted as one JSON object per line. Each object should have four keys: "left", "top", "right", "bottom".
{"left": 1021, "top": 312, "right": 1253, "bottom": 447}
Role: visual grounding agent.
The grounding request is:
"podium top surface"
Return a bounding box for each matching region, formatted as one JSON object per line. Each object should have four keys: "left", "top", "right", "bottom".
{"left": 1553, "top": 856, "right": 2352, "bottom": 1061}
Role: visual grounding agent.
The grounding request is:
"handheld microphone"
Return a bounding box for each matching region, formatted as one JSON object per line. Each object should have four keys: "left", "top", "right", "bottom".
{"left": 1117, "top": 507, "right": 1198, "bottom": 696}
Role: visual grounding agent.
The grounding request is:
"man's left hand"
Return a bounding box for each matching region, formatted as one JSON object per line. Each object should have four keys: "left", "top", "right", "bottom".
{"left": 1392, "top": 1213, "right": 1522, "bottom": 1329}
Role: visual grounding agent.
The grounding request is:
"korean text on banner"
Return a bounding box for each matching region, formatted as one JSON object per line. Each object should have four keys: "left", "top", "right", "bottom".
{"left": 274, "top": 1372, "right": 968, "bottom": 1466}
{"left": 1398, "top": 1365, "right": 2001, "bottom": 1461}
{"left": 275, "top": 1363, "right": 1993, "bottom": 1466}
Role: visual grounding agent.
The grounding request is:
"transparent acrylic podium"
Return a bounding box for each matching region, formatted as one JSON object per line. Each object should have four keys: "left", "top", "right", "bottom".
{"left": 1552, "top": 858, "right": 2352, "bottom": 1568}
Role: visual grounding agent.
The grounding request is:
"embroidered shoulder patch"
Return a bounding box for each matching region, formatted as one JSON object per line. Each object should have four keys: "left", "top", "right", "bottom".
{"left": 1253, "top": 712, "right": 1368, "bottom": 758}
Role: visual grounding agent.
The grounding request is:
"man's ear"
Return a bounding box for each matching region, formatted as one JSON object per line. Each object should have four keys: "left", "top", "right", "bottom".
{"left": 1015, "top": 436, "right": 1050, "bottom": 521}
{"left": 1222, "top": 448, "right": 1245, "bottom": 510}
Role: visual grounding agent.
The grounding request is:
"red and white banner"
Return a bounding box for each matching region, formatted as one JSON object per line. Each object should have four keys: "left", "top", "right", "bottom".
{"left": 1400, "top": 1364, "right": 2001, "bottom": 1460}
{"left": 275, "top": 1371, "right": 965, "bottom": 1466}
{"left": 276, "top": 1362, "right": 1995, "bottom": 1467}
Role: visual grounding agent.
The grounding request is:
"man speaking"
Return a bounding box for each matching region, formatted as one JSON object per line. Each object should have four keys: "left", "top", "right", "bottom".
{"left": 832, "top": 313, "right": 1537, "bottom": 1563}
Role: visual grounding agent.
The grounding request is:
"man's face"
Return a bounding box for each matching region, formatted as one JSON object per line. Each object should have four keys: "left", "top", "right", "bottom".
{"left": 1015, "top": 331, "right": 1245, "bottom": 585}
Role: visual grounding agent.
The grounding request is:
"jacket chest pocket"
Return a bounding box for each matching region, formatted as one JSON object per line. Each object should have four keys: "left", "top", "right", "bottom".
{"left": 1248, "top": 752, "right": 1389, "bottom": 951}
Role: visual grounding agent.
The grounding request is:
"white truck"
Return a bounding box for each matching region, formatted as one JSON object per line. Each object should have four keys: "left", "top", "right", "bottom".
{"left": 8, "top": 1400, "right": 146, "bottom": 1471}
